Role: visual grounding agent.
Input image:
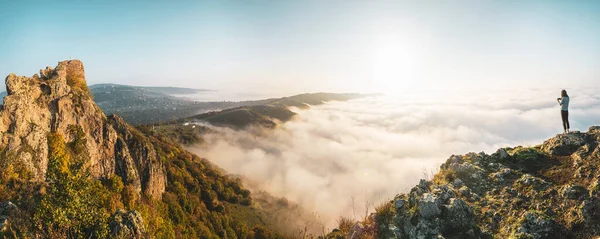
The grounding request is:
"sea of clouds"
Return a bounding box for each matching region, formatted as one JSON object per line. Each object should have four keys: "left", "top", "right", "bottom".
{"left": 187, "top": 88, "right": 600, "bottom": 228}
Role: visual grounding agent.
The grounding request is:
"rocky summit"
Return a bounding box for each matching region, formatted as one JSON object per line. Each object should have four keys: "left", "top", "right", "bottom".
{"left": 0, "top": 60, "right": 165, "bottom": 199}
{"left": 329, "top": 127, "right": 600, "bottom": 239}
{"left": 0, "top": 60, "right": 302, "bottom": 238}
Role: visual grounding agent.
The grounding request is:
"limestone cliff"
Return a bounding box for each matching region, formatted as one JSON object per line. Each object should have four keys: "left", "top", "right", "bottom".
{"left": 0, "top": 60, "right": 165, "bottom": 199}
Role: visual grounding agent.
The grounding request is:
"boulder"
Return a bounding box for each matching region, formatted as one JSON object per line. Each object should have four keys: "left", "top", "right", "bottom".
{"left": 452, "top": 178, "right": 465, "bottom": 188}
{"left": 440, "top": 155, "right": 486, "bottom": 186}
{"left": 419, "top": 193, "right": 442, "bottom": 219}
{"left": 403, "top": 217, "right": 443, "bottom": 239}
{"left": 418, "top": 179, "right": 431, "bottom": 190}
{"left": 389, "top": 184, "right": 484, "bottom": 239}
{"left": 109, "top": 209, "right": 147, "bottom": 239}
{"left": 395, "top": 199, "right": 407, "bottom": 211}
{"left": 515, "top": 174, "right": 549, "bottom": 190}
{"left": 541, "top": 132, "right": 586, "bottom": 156}
{"left": 512, "top": 211, "right": 555, "bottom": 239}
{"left": 459, "top": 186, "right": 472, "bottom": 198}
{"left": 581, "top": 198, "right": 600, "bottom": 227}
{"left": 588, "top": 126, "right": 600, "bottom": 135}
{"left": 433, "top": 185, "right": 457, "bottom": 203}
{"left": 497, "top": 148, "right": 510, "bottom": 159}
{"left": 349, "top": 222, "right": 365, "bottom": 239}
{"left": 490, "top": 167, "right": 517, "bottom": 183}
{"left": 442, "top": 198, "right": 475, "bottom": 229}
{"left": 560, "top": 185, "right": 588, "bottom": 200}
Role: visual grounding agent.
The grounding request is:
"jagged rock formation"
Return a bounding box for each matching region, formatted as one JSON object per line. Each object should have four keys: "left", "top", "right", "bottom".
{"left": 0, "top": 60, "right": 165, "bottom": 199}
{"left": 109, "top": 115, "right": 166, "bottom": 198}
{"left": 345, "top": 127, "right": 600, "bottom": 239}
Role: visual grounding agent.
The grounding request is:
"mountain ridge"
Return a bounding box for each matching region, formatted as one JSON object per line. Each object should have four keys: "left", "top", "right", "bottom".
{"left": 177, "top": 92, "right": 363, "bottom": 129}
{"left": 89, "top": 83, "right": 211, "bottom": 95}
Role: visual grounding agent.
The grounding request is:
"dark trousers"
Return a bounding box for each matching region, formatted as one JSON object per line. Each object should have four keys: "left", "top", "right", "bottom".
{"left": 561, "top": 110, "right": 570, "bottom": 131}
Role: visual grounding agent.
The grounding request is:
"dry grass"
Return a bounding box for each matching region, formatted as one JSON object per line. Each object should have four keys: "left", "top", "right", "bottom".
{"left": 374, "top": 201, "right": 395, "bottom": 227}
{"left": 337, "top": 216, "right": 355, "bottom": 233}
{"left": 432, "top": 168, "right": 456, "bottom": 185}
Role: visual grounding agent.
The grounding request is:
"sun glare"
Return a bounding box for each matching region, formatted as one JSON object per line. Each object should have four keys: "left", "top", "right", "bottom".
{"left": 370, "top": 33, "right": 426, "bottom": 94}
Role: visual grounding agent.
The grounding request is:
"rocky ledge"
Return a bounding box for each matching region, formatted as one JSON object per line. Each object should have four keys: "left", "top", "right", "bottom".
{"left": 342, "top": 127, "right": 600, "bottom": 239}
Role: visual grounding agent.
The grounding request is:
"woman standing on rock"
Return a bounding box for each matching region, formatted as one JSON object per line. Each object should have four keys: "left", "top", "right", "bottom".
{"left": 557, "top": 89, "right": 570, "bottom": 133}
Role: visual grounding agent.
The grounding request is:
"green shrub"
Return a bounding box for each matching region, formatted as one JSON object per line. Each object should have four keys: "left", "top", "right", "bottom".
{"left": 103, "top": 174, "right": 125, "bottom": 194}
{"left": 34, "top": 133, "right": 110, "bottom": 238}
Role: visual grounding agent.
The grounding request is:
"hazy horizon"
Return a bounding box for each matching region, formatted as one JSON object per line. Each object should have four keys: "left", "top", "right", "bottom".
{"left": 2, "top": 1, "right": 600, "bottom": 95}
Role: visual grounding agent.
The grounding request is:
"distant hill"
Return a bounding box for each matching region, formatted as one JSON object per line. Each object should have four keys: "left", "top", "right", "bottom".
{"left": 180, "top": 93, "right": 363, "bottom": 129}
{"left": 153, "top": 93, "right": 363, "bottom": 145}
{"left": 90, "top": 83, "right": 197, "bottom": 111}
{"left": 90, "top": 83, "right": 210, "bottom": 95}
{"left": 189, "top": 105, "right": 296, "bottom": 129}
{"left": 132, "top": 86, "right": 211, "bottom": 95}
{"left": 89, "top": 85, "right": 366, "bottom": 126}
{"left": 90, "top": 84, "right": 265, "bottom": 125}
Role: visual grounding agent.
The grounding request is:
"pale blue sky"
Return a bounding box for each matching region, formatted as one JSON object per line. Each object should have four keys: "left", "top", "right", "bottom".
{"left": 1, "top": 0, "right": 599, "bottom": 94}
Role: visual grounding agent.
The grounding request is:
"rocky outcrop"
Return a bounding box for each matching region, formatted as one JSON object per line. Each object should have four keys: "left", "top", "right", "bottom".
{"left": 511, "top": 211, "right": 556, "bottom": 239}
{"left": 371, "top": 126, "right": 600, "bottom": 239}
{"left": 109, "top": 209, "right": 147, "bottom": 239}
{"left": 0, "top": 60, "right": 165, "bottom": 199}
{"left": 541, "top": 132, "right": 587, "bottom": 156}
{"left": 0, "top": 60, "right": 114, "bottom": 179}
{"left": 389, "top": 180, "right": 486, "bottom": 239}
{"left": 110, "top": 115, "right": 166, "bottom": 197}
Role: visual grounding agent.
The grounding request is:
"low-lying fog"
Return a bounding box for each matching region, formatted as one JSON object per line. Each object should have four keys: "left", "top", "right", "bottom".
{"left": 188, "top": 88, "right": 600, "bottom": 228}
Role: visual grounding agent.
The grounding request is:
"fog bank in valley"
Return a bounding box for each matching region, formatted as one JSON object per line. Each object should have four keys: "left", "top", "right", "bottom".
{"left": 188, "top": 88, "right": 600, "bottom": 228}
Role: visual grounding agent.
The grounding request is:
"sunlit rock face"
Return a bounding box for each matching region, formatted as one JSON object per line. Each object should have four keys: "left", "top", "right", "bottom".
{"left": 541, "top": 132, "right": 587, "bottom": 156}
{"left": 0, "top": 60, "right": 165, "bottom": 199}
